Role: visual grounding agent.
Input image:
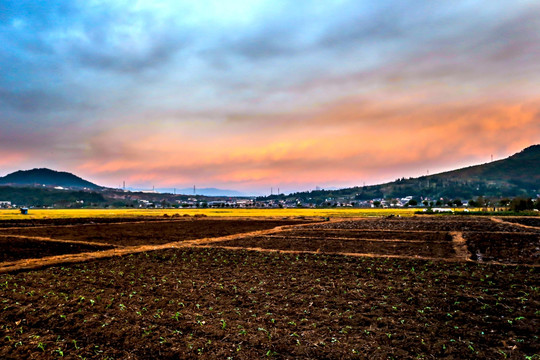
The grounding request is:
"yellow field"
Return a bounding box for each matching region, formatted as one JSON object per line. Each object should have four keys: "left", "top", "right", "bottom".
{"left": 0, "top": 208, "right": 421, "bottom": 220}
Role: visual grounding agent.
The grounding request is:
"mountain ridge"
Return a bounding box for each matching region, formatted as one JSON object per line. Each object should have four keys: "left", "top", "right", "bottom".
{"left": 260, "top": 144, "right": 540, "bottom": 202}
{"left": 0, "top": 168, "right": 100, "bottom": 189}
{"left": 1, "top": 145, "right": 539, "bottom": 201}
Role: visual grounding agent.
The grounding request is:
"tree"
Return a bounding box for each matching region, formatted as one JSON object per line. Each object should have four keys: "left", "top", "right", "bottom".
{"left": 509, "top": 198, "right": 534, "bottom": 212}
{"left": 408, "top": 199, "right": 418, "bottom": 206}
{"left": 476, "top": 196, "right": 486, "bottom": 208}
{"left": 373, "top": 201, "right": 381, "bottom": 208}
{"left": 453, "top": 199, "right": 462, "bottom": 207}
{"left": 498, "top": 198, "right": 510, "bottom": 207}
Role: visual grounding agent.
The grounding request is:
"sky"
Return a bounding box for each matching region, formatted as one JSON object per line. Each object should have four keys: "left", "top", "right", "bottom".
{"left": 1, "top": 0, "right": 539, "bottom": 195}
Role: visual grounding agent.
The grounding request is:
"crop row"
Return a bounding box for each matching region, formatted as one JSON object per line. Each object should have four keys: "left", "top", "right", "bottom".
{"left": 1, "top": 247, "right": 538, "bottom": 359}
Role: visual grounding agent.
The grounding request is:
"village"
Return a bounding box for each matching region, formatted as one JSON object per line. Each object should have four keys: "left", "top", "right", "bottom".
{"left": 0, "top": 195, "right": 472, "bottom": 210}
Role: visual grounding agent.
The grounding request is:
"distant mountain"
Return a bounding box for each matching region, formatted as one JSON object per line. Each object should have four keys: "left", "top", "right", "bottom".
{"left": 0, "top": 168, "right": 100, "bottom": 189}
{"left": 154, "top": 187, "right": 246, "bottom": 197}
{"left": 261, "top": 145, "right": 540, "bottom": 202}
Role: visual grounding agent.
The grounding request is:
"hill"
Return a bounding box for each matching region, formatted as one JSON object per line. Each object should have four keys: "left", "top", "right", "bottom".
{"left": 0, "top": 186, "right": 106, "bottom": 207}
{"left": 0, "top": 168, "right": 100, "bottom": 189}
{"left": 433, "top": 145, "right": 540, "bottom": 186}
{"left": 260, "top": 145, "right": 540, "bottom": 203}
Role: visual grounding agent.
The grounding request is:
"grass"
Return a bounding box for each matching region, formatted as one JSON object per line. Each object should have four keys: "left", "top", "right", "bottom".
{"left": 0, "top": 208, "right": 421, "bottom": 220}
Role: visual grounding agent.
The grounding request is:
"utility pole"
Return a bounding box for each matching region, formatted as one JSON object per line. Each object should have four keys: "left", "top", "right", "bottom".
{"left": 271, "top": 187, "right": 273, "bottom": 196}
{"left": 123, "top": 181, "right": 125, "bottom": 190}
{"left": 193, "top": 185, "right": 196, "bottom": 195}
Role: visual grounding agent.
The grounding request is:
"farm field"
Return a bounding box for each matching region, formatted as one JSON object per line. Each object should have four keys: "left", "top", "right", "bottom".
{"left": 0, "top": 207, "right": 424, "bottom": 220}
{"left": 0, "top": 216, "right": 538, "bottom": 359}
{"left": 0, "top": 219, "right": 310, "bottom": 247}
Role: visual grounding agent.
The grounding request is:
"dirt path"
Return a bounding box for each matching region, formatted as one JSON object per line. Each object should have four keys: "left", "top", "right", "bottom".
{"left": 450, "top": 231, "right": 470, "bottom": 261}
{"left": 193, "top": 243, "right": 540, "bottom": 267}
{"left": 288, "top": 228, "right": 449, "bottom": 234}
{"left": 490, "top": 217, "right": 540, "bottom": 230}
{"left": 263, "top": 234, "right": 450, "bottom": 243}
{"left": 193, "top": 244, "right": 453, "bottom": 262}
{"left": 0, "top": 234, "right": 120, "bottom": 248}
{"left": 3, "top": 218, "right": 537, "bottom": 273}
{"left": 0, "top": 223, "right": 310, "bottom": 274}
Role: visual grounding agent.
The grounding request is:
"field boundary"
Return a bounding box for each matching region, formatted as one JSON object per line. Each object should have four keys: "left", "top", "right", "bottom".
{"left": 0, "top": 234, "right": 120, "bottom": 248}
{"left": 193, "top": 244, "right": 540, "bottom": 267}
{"left": 262, "top": 234, "right": 451, "bottom": 243}
{"left": 282, "top": 228, "right": 449, "bottom": 234}
{"left": 2, "top": 218, "right": 538, "bottom": 274}
{"left": 490, "top": 217, "right": 540, "bottom": 230}
{"left": 0, "top": 222, "right": 314, "bottom": 274}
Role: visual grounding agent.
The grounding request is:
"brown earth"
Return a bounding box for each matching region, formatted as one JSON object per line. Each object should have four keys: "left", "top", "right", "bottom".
{"left": 0, "top": 218, "right": 313, "bottom": 247}
{"left": 464, "top": 232, "right": 540, "bottom": 264}
{"left": 312, "top": 216, "right": 540, "bottom": 233}
{"left": 494, "top": 217, "right": 540, "bottom": 229}
{"left": 274, "top": 229, "right": 453, "bottom": 241}
{"left": 0, "top": 216, "right": 538, "bottom": 359}
{"left": 0, "top": 217, "right": 167, "bottom": 228}
{"left": 0, "top": 236, "right": 114, "bottom": 262}
{"left": 0, "top": 248, "right": 538, "bottom": 359}
{"left": 216, "top": 236, "right": 456, "bottom": 258}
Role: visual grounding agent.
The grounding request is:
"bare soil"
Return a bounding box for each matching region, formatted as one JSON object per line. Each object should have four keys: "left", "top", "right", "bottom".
{"left": 312, "top": 217, "right": 540, "bottom": 233}
{"left": 0, "top": 216, "right": 538, "bottom": 359}
{"left": 217, "top": 236, "right": 456, "bottom": 258}
{"left": 0, "top": 219, "right": 312, "bottom": 247}
{"left": 277, "top": 229, "right": 453, "bottom": 241}
{"left": 464, "top": 232, "right": 540, "bottom": 264}
{"left": 1, "top": 248, "right": 538, "bottom": 359}
{"left": 502, "top": 217, "right": 540, "bottom": 228}
{"left": 0, "top": 217, "right": 166, "bottom": 228}
{"left": 0, "top": 237, "right": 114, "bottom": 262}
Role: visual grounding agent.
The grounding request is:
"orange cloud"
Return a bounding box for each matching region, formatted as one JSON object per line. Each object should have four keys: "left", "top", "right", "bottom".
{"left": 70, "top": 96, "right": 540, "bottom": 192}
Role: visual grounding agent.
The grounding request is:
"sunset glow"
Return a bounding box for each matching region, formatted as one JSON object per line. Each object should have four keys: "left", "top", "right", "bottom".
{"left": 1, "top": 1, "right": 539, "bottom": 194}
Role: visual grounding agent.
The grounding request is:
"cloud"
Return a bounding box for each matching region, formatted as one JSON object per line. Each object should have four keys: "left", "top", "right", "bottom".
{"left": 64, "top": 96, "right": 540, "bottom": 192}
{"left": 0, "top": 1, "right": 539, "bottom": 192}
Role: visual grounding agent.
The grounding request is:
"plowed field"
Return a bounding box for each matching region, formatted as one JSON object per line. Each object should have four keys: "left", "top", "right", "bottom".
{"left": 0, "top": 216, "right": 538, "bottom": 359}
